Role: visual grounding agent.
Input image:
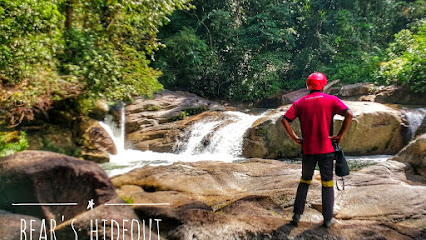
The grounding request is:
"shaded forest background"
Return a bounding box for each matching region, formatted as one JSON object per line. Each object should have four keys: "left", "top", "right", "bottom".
{"left": 154, "top": 0, "right": 425, "bottom": 101}
{"left": 0, "top": 0, "right": 425, "bottom": 130}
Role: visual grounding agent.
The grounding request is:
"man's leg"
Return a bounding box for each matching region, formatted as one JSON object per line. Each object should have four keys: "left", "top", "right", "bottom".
{"left": 293, "top": 155, "right": 317, "bottom": 216}
{"left": 318, "top": 153, "right": 335, "bottom": 224}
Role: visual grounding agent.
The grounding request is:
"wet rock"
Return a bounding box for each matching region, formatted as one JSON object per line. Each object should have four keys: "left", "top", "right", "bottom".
{"left": 243, "top": 106, "right": 302, "bottom": 158}
{"left": 127, "top": 111, "right": 227, "bottom": 153}
{"left": 243, "top": 101, "right": 405, "bottom": 158}
{"left": 0, "top": 151, "right": 117, "bottom": 222}
{"left": 111, "top": 159, "right": 426, "bottom": 239}
{"left": 280, "top": 89, "right": 310, "bottom": 105}
{"left": 392, "top": 134, "right": 426, "bottom": 177}
{"left": 125, "top": 90, "right": 225, "bottom": 153}
{"left": 78, "top": 118, "right": 117, "bottom": 163}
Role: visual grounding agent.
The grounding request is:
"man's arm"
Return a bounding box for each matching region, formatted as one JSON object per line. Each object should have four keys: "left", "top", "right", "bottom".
{"left": 281, "top": 117, "right": 303, "bottom": 145}
{"left": 330, "top": 109, "right": 353, "bottom": 144}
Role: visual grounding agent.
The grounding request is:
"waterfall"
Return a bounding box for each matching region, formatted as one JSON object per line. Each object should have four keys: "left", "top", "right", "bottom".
{"left": 177, "top": 111, "right": 265, "bottom": 157}
{"left": 402, "top": 107, "right": 426, "bottom": 142}
{"left": 99, "top": 107, "right": 126, "bottom": 154}
{"left": 99, "top": 107, "right": 266, "bottom": 176}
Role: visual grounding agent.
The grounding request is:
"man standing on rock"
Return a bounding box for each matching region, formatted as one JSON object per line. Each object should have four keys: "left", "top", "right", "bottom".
{"left": 281, "top": 72, "right": 353, "bottom": 228}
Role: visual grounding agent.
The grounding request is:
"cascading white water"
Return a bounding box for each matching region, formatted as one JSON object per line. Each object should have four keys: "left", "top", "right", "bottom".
{"left": 178, "top": 120, "right": 224, "bottom": 155}
{"left": 402, "top": 107, "right": 426, "bottom": 140}
{"left": 203, "top": 111, "right": 263, "bottom": 155}
{"left": 177, "top": 111, "right": 265, "bottom": 157}
{"left": 99, "top": 108, "right": 267, "bottom": 176}
{"left": 99, "top": 107, "right": 126, "bottom": 154}
{"left": 99, "top": 106, "right": 396, "bottom": 177}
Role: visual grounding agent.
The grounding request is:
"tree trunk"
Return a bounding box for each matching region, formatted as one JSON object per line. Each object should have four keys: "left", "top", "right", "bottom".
{"left": 65, "top": 0, "right": 74, "bottom": 30}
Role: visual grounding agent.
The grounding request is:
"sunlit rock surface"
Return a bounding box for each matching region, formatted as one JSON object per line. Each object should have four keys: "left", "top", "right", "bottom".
{"left": 243, "top": 101, "right": 405, "bottom": 158}
{"left": 112, "top": 159, "right": 426, "bottom": 240}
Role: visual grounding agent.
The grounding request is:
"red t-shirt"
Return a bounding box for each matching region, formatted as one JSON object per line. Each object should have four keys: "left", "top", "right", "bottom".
{"left": 284, "top": 91, "right": 348, "bottom": 155}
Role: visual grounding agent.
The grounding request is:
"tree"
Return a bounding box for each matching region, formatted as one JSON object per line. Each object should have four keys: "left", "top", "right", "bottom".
{"left": 0, "top": 0, "right": 192, "bottom": 127}
{"left": 378, "top": 21, "right": 426, "bottom": 93}
{"left": 154, "top": 0, "right": 424, "bottom": 101}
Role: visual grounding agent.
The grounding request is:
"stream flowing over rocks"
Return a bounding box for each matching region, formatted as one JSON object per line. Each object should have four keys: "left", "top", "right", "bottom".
{"left": 1, "top": 87, "right": 426, "bottom": 239}
{"left": 89, "top": 89, "right": 424, "bottom": 162}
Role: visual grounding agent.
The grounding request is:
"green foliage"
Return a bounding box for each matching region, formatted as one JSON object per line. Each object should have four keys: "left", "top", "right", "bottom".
{"left": 154, "top": 0, "right": 425, "bottom": 101}
{"left": 0, "top": 131, "right": 28, "bottom": 157}
{"left": 40, "top": 136, "right": 81, "bottom": 157}
{"left": 378, "top": 21, "right": 426, "bottom": 93}
{"left": 0, "top": 0, "right": 192, "bottom": 127}
{"left": 120, "top": 195, "right": 134, "bottom": 204}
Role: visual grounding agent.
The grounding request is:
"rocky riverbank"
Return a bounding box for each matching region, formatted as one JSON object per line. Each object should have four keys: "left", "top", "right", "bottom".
{"left": 13, "top": 86, "right": 424, "bottom": 165}
{"left": 1, "top": 151, "right": 425, "bottom": 240}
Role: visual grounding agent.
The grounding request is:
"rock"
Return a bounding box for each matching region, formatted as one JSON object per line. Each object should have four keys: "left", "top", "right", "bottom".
{"left": 334, "top": 160, "right": 426, "bottom": 239}
{"left": 78, "top": 118, "right": 117, "bottom": 163}
{"left": 416, "top": 117, "right": 426, "bottom": 136}
{"left": 338, "top": 82, "right": 376, "bottom": 97}
{"left": 0, "top": 151, "right": 117, "bottom": 222}
{"left": 281, "top": 89, "right": 310, "bottom": 105}
{"left": 243, "top": 107, "right": 302, "bottom": 158}
{"left": 127, "top": 111, "right": 227, "bottom": 153}
{"left": 55, "top": 197, "right": 158, "bottom": 240}
{"left": 392, "top": 134, "right": 426, "bottom": 177}
{"left": 375, "top": 85, "right": 426, "bottom": 105}
{"left": 111, "top": 159, "right": 426, "bottom": 239}
{"left": 334, "top": 101, "right": 404, "bottom": 155}
{"left": 259, "top": 80, "right": 341, "bottom": 108}
{"left": 25, "top": 125, "right": 79, "bottom": 156}
{"left": 0, "top": 210, "right": 42, "bottom": 240}
{"left": 243, "top": 101, "right": 405, "bottom": 158}
{"left": 88, "top": 99, "right": 109, "bottom": 121}
{"left": 125, "top": 90, "right": 225, "bottom": 152}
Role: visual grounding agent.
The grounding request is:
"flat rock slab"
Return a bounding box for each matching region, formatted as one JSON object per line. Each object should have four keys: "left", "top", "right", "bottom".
{"left": 112, "top": 159, "right": 426, "bottom": 239}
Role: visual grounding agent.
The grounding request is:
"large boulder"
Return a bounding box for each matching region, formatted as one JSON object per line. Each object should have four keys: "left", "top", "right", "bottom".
{"left": 392, "top": 134, "right": 426, "bottom": 177}
{"left": 243, "top": 101, "right": 405, "bottom": 158}
{"left": 375, "top": 85, "right": 426, "bottom": 105}
{"left": 0, "top": 151, "right": 117, "bottom": 222}
{"left": 259, "top": 80, "right": 341, "bottom": 108}
{"left": 55, "top": 197, "right": 157, "bottom": 240}
{"left": 126, "top": 90, "right": 224, "bottom": 131}
{"left": 126, "top": 92, "right": 226, "bottom": 152}
{"left": 78, "top": 118, "right": 117, "bottom": 163}
{"left": 111, "top": 159, "right": 426, "bottom": 239}
{"left": 335, "top": 101, "right": 404, "bottom": 155}
{"left": 338, "top": 82, "right": 377, "bottom": 98}
{"left": 0, "top": 210, "right": 42, "bottom": 240}
{"left": 243, "top": 107, "right": 302, "bottom": 158}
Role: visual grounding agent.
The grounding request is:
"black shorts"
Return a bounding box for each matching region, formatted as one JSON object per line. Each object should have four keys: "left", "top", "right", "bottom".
{"left": 301, "top": 152, "right": 335, "bottom": 182}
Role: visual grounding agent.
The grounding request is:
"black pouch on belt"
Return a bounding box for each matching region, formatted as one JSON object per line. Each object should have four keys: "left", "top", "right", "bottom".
{"left": 332, "top": 139, "right": 349, "bottom": 177}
